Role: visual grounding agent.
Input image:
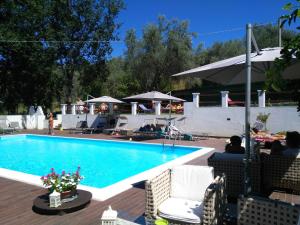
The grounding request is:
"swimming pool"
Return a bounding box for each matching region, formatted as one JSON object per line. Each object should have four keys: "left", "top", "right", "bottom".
{"left": 0, "top": 134, "right": 213, "bottom": 200}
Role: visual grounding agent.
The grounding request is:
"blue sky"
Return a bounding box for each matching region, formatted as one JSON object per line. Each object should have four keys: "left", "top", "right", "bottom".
{"left": 111, "top": 0, "right": 289, "bottom": 57}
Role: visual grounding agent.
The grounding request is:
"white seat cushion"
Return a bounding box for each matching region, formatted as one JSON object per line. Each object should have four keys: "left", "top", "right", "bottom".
{"left": 158, "top": 197, "right": 203, "bottom": 224}
{"left": 170, "top": 165, "right": 214, "bottom": 201}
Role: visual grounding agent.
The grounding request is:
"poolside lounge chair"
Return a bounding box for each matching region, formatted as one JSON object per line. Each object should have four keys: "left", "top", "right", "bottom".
{"left": 138, "top": 104, "right": 154, "bottom": 113}
{"left": 103, "top": 116, "right": 129, "bottom": 134}
{"left": 145, "top": 165, "right": 226, "bottom": 225}
{"left": 164, "top": 124, "right": 182, "bottom": 140}
{"left": 9, "top": 121, "right": 22, "bottom": 131}
{"left": 0, "top": 120, "right": 14, "bottom": 134}
{"left": 228, "top": 97, "right": 244, "bottom": 106}
{"left": 70, "top": 121, "right": 88, "bottom": 134}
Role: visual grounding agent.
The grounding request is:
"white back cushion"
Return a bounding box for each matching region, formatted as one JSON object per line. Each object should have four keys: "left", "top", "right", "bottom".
{"left": 170, "top": 165, "right": 214, "bottom": 201}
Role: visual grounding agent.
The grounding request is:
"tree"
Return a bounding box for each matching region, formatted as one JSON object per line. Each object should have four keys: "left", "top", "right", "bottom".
{"left": 253, "top": 23, "right": 296, "bottom": 49}
{"left": 0, "top": 0, "right": 58, "bottom": 112}
{"left": 121, "top": 16, "right": 196, "bottom": 94}
{"left": 0, "top": 0, "right": 124, "bottom": 113}
{"left": 268, "top": 1, "right": 300, "bottom": 111}
{"left": 46, "top": 0, "right": 124, "bottom": 102}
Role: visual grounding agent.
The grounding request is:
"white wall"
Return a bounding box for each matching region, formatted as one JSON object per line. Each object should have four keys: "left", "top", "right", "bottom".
{"left": 0, "top": 115, "right": 46, "bottom": 130}
{"left": 121, "top": 103, "right": 300, "bottom": 137}
{"left": 61, "top": 114, "right": 108, "bottom": 129}
{"left": 182, "top": 102, "right": 300, "bottom": 136}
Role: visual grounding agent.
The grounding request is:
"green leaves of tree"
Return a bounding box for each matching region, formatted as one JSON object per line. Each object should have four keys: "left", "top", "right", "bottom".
{"left": 0, "top": 0, "right": 124, "bottom": 113}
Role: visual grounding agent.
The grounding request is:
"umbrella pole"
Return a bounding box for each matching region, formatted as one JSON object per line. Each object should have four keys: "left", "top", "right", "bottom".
{"left": 244, "top": 23, "right": 252, "bottom": 196}
{"left": 169, "top": 92, "right": 172, "bottom": 123}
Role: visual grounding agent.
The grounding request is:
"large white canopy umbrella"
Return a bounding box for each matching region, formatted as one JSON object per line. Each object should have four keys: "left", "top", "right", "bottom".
{"left": 85, "top": 96, "right": 124, "bottom": 103}
{"left": 123, "top": 91, "right": 185, "bottom": 102}
{"left": 173, "top": 47, "right": 299, "bottom": 84}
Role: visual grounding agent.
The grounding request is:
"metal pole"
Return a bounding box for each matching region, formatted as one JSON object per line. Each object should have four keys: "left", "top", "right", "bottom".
{"left": 244, "top": 23, "right": 252, "bottom": 196}
{"left": 278, "top": 18, "right": 282, "bottom": 47}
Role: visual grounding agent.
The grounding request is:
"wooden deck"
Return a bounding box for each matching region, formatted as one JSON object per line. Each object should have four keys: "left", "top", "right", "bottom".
{"left": 0, "top": 131, "right": 225, "bottom": 225}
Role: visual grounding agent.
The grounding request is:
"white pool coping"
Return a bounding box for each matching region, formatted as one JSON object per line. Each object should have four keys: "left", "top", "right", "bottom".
{"left": 0, "top": 134, "right": 214, "bottom": 201}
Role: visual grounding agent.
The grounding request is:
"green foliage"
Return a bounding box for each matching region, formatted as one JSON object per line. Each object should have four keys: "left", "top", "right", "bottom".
{"left": 268, "top": 0, "right": 300, "bottom": 111}
{"left": 253, "top": 23, "right": 296, "bottom": 48}
{"left": 1, "top": 2, "right": 298, "bottom": 112}
{"left": 0, "top": 0, "right": 124, "bottom": 113}
{"left": 256, "top": 112, "right": 271, "bottom": 123}
{"left": 194, "top": 40, "right": 245, "bottom": 66}
{"left": 122, "top": 16, "right": 196, "bottom": 93}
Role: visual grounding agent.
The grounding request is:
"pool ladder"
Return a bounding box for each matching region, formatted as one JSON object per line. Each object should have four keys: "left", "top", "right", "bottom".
{"left": 162, "top": 132, "right": 179, "bottom": 149}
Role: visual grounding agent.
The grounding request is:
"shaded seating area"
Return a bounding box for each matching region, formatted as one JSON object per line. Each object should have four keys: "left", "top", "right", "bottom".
{"left": 145, "top": 165, "right": 226, "bottom": 225}
{"left": 206, "top": 137, "right": 300, "bottom": 223}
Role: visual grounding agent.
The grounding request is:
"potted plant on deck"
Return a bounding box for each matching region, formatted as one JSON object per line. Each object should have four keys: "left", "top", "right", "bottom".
{"left": 41, "top": 167, "right": 84, "bottom": 200}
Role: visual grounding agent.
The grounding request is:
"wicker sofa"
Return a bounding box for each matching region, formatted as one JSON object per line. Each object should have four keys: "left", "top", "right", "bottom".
{"left": 238, "top": 195, "right": 300, "bottom": 225}
{"left": 207, "top": 152, "right": 261, "bottom": 198}
{"left": 261, "top": 154, "right": 300, "bottom": 193}
{"left": 145, "top": 166, "right": 226, "bottom": 225}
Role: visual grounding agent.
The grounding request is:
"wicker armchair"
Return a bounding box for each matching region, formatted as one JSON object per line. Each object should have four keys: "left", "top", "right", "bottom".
{"left": 145, "top": 166, "right": 226, "bottom": 225}
{"left": 262, "top": 154, "right": 300, "bottom": 193}
{"left": 207, "top": 153, "right": 261, "bottom": 198}
{"left": 238, "top": 195, "right": 300, "bottom": 225}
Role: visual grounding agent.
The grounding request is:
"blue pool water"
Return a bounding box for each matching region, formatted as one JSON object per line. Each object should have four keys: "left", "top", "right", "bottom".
{"left": 0, "top": 135, "right": 200, "bottom": 188}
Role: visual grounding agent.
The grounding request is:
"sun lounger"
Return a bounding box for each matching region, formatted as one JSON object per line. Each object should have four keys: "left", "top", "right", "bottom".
{"left": 9, "top": 121, "right": 22, "bottom": 132}
{"left": 138, "top": 104, "right": 154, "bottom": 113}
{"left": 228, "top": 97, "right": 244, "bottom": 106}
{"left": 0, "top": 120, "right": 14, "bottom": 134}
{"left": 69, "top": 121, "right": 88, "bottom": 134}
{"left": 103, "top": 116, "right": 128, "bottom": 134}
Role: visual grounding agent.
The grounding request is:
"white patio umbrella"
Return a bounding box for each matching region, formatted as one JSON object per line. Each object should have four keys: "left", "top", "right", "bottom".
{"left": 173, "top": 47, "right": 299, "bottom": 84}
{"left": 123, "top": 91, "right": 185, "bottom": 102}
{"left": 85, "top": 96, "right": 124, "bottom": 104}
{"left": 124, "top": 91, "right": 185, "bottom": 122}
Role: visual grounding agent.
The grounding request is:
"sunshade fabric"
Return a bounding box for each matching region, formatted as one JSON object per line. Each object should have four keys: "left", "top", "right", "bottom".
{"left": 124, "top": 91, "right": 185, "bottom": 102}
{"left": 172, "top": 47, "right": 299, "bottom": 85}
{"left": 85, "top": 96, "right": 124, "bottom": 103}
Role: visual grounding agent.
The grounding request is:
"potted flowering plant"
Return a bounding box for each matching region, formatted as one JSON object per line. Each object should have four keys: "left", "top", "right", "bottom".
{"left": 41, "top": 167, "right": 84, "bottom": 199}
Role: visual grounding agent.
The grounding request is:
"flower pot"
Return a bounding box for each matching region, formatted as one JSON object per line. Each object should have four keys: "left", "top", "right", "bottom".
{"left": 60, "top": 189, "right": 77, "bottom": 200}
